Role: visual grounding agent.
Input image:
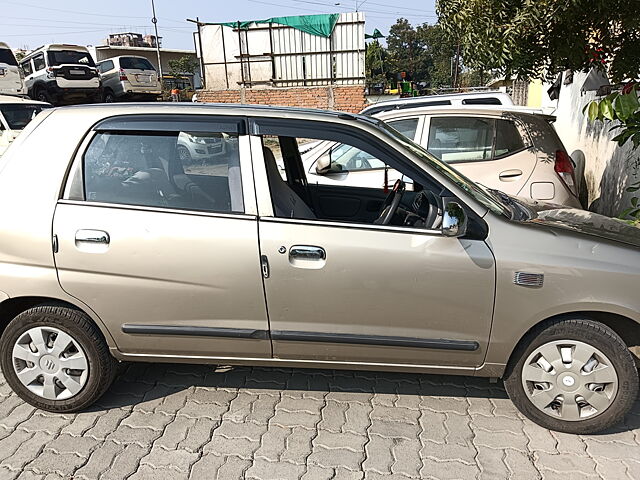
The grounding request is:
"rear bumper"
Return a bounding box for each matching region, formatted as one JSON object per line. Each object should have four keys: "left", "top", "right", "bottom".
{"left": 46, "top": 83, "right": 101, "bottom": 104}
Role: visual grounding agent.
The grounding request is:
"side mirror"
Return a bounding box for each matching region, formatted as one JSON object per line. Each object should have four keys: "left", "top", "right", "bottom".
{"left": 442, "top": 201, "right": 467, "bottom": 237}
{"left": 315, "top": 153, "right": 332, "bottom": 175}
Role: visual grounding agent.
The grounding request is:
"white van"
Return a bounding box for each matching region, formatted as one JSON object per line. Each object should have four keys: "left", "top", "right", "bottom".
{"left": 0, "top": 95, "right": 51, "bottom": 156}
{"left": 20, "top": 44, "right": 100, "bottom": 106}
{"left": 0, "top": 43, "right": 25, "bottom": 96}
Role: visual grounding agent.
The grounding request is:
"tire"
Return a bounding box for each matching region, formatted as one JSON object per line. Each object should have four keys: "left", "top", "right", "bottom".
{"left": 504, "top": 318, "right": 639, "bottom": 434}
{"left": 103, "top": 90, "right": 116, "bottom": 103}
{"left": 177, "top": 145, "right": 192, "bottom": 164}
{"left": 0, "top": 305, "right": 118, "bottom": 412}
{"left": 34, "top": 87, "right": 50, "bottom": 104}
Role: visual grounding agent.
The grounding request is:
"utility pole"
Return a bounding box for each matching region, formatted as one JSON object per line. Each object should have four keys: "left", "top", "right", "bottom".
{"left": 452, "top": 43, "right": 460, "bottom": 89}
{"left": 151, "top": 0, "right": 163, "bottom": 81}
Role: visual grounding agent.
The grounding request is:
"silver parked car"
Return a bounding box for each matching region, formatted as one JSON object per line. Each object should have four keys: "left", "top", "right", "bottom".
{"left": 96, "top": 56, "right": 161, "bottom": 102}
{"left": 0, "top": 104, "right": 637, "bottom": 434}
{"left": 304, "top": 106, "right": 582, "bottom": 208}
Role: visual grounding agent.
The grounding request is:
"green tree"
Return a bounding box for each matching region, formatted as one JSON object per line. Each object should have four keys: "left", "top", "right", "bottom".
{"left": 365, "top": 40, "right": 387, "bottom": 84}
{"left": 385, "top": 18, "right": 431, "bottom": 83}
{"left": 436, "top": 0, "right": 640, "bottom": 83}
{"left": 417, "top": 24, "right": 454, "bottom": 88}
{"left": 167, "top": 55, "right": 198, "bottom": 79}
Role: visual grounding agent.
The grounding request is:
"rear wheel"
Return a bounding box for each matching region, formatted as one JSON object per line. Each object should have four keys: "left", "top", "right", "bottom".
{"left": 0, "top": 305, "right": 118, "bottom": 412}
{"left": 504, "top": 318, "right": 638, "bottom": 434}
{"left": 103, "top": 90, "right": 116, "bottom": 103}
{"left": 34, "top": 87, "right": 50, "bottom": 103}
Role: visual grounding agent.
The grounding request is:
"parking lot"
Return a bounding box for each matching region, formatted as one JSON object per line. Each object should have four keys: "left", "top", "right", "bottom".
{"left": 0, "top": 362, "right": 638, "bottom": 480}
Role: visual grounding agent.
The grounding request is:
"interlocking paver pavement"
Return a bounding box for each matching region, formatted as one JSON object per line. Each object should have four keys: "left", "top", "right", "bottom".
{"left": 0, "top": 363, "right": 637, "bottom": 479}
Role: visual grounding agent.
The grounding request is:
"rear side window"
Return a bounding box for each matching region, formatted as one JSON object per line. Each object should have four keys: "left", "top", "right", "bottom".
{"left": 99, "top": 60, "right": 114, "bottom": 73}
{"left": 494, "top": 119, "right": 525, "bottom": 158}
{"left": 33, "top": 54, "right": 46, "bottom": 71}
{"left": 427, "top": 116, "right": 525, "bottom": 163}
{"left": 0, "top": 48, "right": 17, "bottom": 66}
{"left": 83, "top": 130, "right": 244, "bottom": 213}
{"left": 427, "top": 117, "right": 494, "bottom": 163}
{"left": 386, "top": 117, "right": 419, "bottom": 140}
{"left": 119, "top": 57, "right": 155, "bottom": 71}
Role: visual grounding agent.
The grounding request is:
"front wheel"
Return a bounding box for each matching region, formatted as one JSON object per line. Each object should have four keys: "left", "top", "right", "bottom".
{"left": 103, "top": 90, "right": 116, "bottom": 103}
{"left": 0, "top": 305, "right": 118, "bottom": 412}
{"left": 504, "top": 318, "right": 638, "bottom": 434}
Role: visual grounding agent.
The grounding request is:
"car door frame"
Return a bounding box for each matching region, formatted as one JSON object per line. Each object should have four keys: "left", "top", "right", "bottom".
{"left": 248, "top": 115, "right": 497, "bottom": 371}
{"left": 55, "top": 113, "right": 274, "bottom": 360}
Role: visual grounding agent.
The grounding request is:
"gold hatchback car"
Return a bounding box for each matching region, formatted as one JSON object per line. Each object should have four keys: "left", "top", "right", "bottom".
{"left": 0, "top": 104, "right": 638, "bottom": 434}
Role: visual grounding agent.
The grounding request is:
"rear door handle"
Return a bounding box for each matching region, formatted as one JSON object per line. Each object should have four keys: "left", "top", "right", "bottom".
{"left": 289, "top": 245, "right": 326, "bottom": 261}
{"left": 75, "top": 229, "right": 110, "bottom": 245}
{"left": 499, "top": 169, "right": 523, "bottom": 181}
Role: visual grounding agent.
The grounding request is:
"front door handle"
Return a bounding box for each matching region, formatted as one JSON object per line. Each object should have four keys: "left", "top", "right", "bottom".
{"left": 499, "top": 169, "right": 523, "bottom": 181}
{"left": 75, "top": 229, "right": 110, "bottom": 245}
{"left": 289, "top": 245, "right": 326, "bottom": 261}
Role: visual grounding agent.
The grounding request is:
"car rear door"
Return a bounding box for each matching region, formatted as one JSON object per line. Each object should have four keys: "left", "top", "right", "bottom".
{"left": 422, "top": 115, "right": 536, "bottom": 197}
{"left": 53, "top": 114, "right": 271, "bottom": 359}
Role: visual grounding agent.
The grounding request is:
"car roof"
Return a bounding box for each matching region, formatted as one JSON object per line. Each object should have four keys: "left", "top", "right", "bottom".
{"left": 374, "top": 104, "right": 555, "bottom": 121}
{"left": 0, "top": 94, "right": 50, "bottom": 106}
{"left": 361, "top": 92, "right": 514, "bottom": 115}
{"left": 21, "top": 44, "right": 90, "bottom": 61}
{"left": 0, "top": 42, "right": 11, "bottom": 50}
{"left": 55, "top": 102, "right": 382, "bottom": 125}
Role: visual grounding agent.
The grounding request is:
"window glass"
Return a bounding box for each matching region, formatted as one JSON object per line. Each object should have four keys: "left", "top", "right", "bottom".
{"left": 99, "top": 60, "right": 114, "bottom": 73}
{"left": 329, "top": 143, "right": 386, "bottom": 171}
{"left": 84, "top": 131, "right": 243, "bottom": 213}
{"left": 120, "top": 57, "right": 155, "bottom": 71}
{"left": 0, "top": 48, "right": 18, "bottom": 66}
{"left": 32, "top": 54, "right": 46, "bottom": 71}
{"left": 21, "top": 61, "right": 33, "bottom": 77}
{"left": 427, "top": 117, "right": 494, "bottom": 163}
{"left": 47, "top": 50, "right": 95, "bottom": 66}
{"left": 0, "top": 104, "right": 51, "bottom": 130}
{"left": 494, "top": 119, "right": 525, "bottom": 158}
{"left": 462, "top": 97, "right": 502, "bottom": 105}
{"left": 386, "top": 118, "right": 419, "bottom": 140}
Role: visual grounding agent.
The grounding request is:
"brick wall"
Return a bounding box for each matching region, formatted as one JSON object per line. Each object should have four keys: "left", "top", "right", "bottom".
{"left": 196, "top": 85, "right": 366, "bottom": 113}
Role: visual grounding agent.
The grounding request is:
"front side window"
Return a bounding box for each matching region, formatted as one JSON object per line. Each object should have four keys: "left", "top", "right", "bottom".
{"left": 83, "top": 130, "right": 243, "bottom": 213}
{"left": 32, "top": 54, "right": 46, "bottom": 71}
{"left": 20, "top": 61, "right": 33, "bottom": 77}
{"left": 47, "top": 50, "right": 95, "bottom": 67}
{"left": 387, "top": 117, "right": 419, "bottom": 140}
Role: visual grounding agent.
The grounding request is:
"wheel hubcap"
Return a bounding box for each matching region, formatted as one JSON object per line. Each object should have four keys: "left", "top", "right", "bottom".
{"left": 521, "top": 340, "right": 618, "bottom": 421}
{"left": 12, "top": 326, "right": 89, "bottom": 400}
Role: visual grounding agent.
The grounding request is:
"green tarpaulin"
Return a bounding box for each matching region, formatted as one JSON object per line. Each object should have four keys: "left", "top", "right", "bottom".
{"left": 365, "top": 29, "right": 384, "bottom": 39}
{"left": 218, "top": 14, "right": 340, "bottom": 38}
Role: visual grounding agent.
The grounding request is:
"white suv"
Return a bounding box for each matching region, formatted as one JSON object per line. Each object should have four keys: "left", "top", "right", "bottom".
{"left": 0, "top": 42, "right": 24, "bottom": 96}
{"left": 20, "top": 44, "right": 100, "bottom": 106}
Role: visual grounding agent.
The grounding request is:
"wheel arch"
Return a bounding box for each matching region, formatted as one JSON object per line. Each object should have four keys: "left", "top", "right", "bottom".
{"left": 0, "top": 296, "right": 116, "bottom": 348}
{"left": 506, "top": 311, "right": 640, "bottom": 372}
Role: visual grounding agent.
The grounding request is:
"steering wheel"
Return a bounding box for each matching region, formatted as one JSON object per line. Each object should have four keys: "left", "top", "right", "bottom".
{"left": 374, "top": 179, "right": 406, "bottom": 225}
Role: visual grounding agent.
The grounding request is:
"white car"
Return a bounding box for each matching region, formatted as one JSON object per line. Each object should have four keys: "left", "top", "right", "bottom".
{"left": 304, "top": 106, "right": 582, "bottom": 209}
{"left": 0, "top": 43, "right": 24, "bottom": 96}
{"left": 0, "top": 95, "right": 51, "bottom": 156}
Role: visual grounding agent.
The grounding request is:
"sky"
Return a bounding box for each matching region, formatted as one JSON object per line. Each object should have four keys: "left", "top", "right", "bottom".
{"left": 1, "top": 0, "right": 437, "bottom": 51}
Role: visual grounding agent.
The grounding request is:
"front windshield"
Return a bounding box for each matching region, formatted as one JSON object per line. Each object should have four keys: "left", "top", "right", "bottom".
{"left": 47, "top": 50, "right": 95, "bottom": 67}
{"left": 0, "top": 104, "right": 51, "bottom": 130}
{"left": 376, "top": 118, "right": 511, "bottom": 217}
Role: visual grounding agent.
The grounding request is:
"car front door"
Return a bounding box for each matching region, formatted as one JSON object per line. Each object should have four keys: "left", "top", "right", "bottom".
{"left": 251, "top": 119, "right": 496, "bottom": 369}
{"left": 53, "top": 115, "right": 271, "bottom": 359}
